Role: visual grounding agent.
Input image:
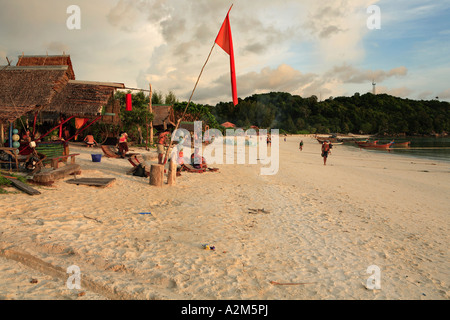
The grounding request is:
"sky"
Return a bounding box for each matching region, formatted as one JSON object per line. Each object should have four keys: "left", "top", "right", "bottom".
{"left": 1, "top": 0, "right": 449, "bottom": 105}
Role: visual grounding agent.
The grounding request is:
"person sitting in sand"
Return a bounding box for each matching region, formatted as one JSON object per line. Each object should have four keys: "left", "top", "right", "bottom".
{"left": 190, "top": 147, "right": 207, "bottom": 169}
{"left": 83, "top": 134, "right": 97, "bottom": 148}
{"left": 118, "top": 132, "right": 129, "bottom": 158}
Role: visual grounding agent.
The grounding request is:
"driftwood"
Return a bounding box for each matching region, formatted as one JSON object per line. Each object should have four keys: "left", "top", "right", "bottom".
{"left": 65, "top": 178, "right": 115, "bottom": 187}
{"left": 82, "top": 214, "right": 102, "bottom": 224}
{"left": 5, "top": 177, "right": 41, "bottom": 195}
{"left": 270, "top": 281, "right": 315, "bottom": 285}
{"left": 32, "top": 164, "right": 81, "bottom": 184}
{"left": 248, "top": 208, "right": 271, "bottom": 214}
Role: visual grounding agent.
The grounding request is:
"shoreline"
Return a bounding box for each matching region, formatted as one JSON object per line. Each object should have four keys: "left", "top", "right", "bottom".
{"left": 0, "top": 136, "right": 448, "bottom": 300}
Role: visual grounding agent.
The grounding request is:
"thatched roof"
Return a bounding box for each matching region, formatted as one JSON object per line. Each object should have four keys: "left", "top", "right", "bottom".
{"left": 152, "top": 104, "right": 175, "bottom": 128}
{"left": 221, "top": 121, "right": 236, "bottom": 128}
{"left": 17, "top": 55, "right": 76, "bottom": 80}
{"left": 46, "top": 80, "right": 125, "bottom": 116}
{"left": 178, "top": 121, "right": 195, "bottom": 132}
{"left": 0, "top": 65, "right": 70, "bottom": 122}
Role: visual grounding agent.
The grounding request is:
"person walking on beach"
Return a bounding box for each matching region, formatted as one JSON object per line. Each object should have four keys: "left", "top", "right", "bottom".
{"left": 299, "top": 140, "right": 303, "bottom": 151}
{"left": 321, "top": 140, "right": 330, "bottom": 165}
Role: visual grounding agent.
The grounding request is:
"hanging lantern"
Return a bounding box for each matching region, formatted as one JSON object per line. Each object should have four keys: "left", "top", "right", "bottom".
{"left": 12, "top": 132, "right": 20, "bottom": 148}
{"left": 126, "top": 94, "right": 132, "bottom": 111}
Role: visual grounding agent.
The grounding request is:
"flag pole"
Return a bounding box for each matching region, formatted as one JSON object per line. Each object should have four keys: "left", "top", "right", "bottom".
{"left": 162, "top": 41, "right": 217, "bottom": 165}
{"left": 162, "top": 4, "right": 234, "bottom": 166}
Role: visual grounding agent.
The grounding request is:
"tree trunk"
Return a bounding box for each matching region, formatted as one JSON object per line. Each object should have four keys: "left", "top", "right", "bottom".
{"left": 0, "top": 123, "right": 4, "bottom": 147}
{"left": 149, "top": 164, "right": 164, "bottom": 187}
{"left": 167, "top": 159, "right": 177, "bottom": 186}
{"left": 137, "top": 125, "right": 143, "bottom": 144}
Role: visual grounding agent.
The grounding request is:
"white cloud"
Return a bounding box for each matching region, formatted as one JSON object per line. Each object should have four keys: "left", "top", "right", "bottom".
{"left": 0, "top": 0, "right": 448, "bottom": 103}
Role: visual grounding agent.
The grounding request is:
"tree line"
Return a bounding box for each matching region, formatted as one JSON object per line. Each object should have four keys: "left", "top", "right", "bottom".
{"left": 89, "top": 90, "right": 449, "bottom": 143}
{"left": 211, "top": 92, "right": 450, "bottom": 135}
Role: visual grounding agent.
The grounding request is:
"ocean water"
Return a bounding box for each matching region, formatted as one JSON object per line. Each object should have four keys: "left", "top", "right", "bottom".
{"left": 349, "top": 137, "right": 450, "bottom": 163}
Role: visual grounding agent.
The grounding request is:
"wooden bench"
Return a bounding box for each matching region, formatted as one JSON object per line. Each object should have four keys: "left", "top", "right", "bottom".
{"left": 32, "top": 163, "right": 82, "bottom": 185}
{"left": 0, "top": 147, "right": 20, "bottom": 172}
{"left": 49, "top": 153, "right": 80, "bottom": 169}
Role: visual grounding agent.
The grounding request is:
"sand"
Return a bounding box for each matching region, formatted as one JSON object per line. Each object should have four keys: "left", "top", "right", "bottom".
{"left": 0, "top": 136, "right": 448, "bottom": 300}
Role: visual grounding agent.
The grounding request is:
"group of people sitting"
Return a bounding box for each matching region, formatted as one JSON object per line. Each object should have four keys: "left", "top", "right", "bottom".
{"left": 83, "top": 129, "right": 207, "bottom": 171}
{"left": 156, "top": 130, "right": 208, "bottom": 173}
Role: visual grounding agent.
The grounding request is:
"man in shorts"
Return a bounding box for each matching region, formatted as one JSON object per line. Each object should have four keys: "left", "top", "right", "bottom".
{"left": 321, "top": 140, "right": 330, "bottom": 165}
{"left": 157, "top": 130, "right": 170, "bottom": 164}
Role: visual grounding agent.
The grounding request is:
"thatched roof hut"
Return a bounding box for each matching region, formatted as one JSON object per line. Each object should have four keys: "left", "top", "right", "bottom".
{"left": 0, "top": 65, "right": 70, "bottom": 123}
{"left": 221, "top": 121, "right": 236, "bottom": 128}
{"left": 178, "top": 121, "right": 195, "bottom": 132}
{"left": 16, "top": 54, "right": 76, "bottom": 80}
{"left": 46, "top": 80, "right": 125, "bottom": 117}
{"left": 152, "top": 104, "right": 176, "bottom": 130}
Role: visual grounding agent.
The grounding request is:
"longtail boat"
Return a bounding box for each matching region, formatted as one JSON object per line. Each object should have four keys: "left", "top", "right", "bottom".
{"left": 391, "top": 141, "right": 411, "bottom": 147}
{"left": 356, "top": 140, "right": 377, "bottom": 147}
{"left": 359, "top": 140, "right": 394, "bottom": 149}
{"left": 317, "top": 138, "right": 342, "bottom": 144}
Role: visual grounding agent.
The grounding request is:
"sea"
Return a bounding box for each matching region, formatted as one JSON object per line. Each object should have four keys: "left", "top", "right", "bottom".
{"left": 347, "top": 136, "right": 450, "bottom": 163}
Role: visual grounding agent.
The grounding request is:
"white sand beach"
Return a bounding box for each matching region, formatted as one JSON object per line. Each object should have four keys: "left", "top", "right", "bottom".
{"left": 0, "top": 136, "right": 448, "bottom": 300}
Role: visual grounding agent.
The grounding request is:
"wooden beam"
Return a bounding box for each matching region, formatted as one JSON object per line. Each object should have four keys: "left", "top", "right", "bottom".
{"left": 5, "top": 177, "right": 41, "bottom": 195}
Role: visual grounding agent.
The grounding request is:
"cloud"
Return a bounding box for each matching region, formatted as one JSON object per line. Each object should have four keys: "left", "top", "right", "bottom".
{"left": 1, "top": 0, "right": 448, "bottom": 104}
{"left": 45, "top": 41, "right": 70, "bottom": 54}
{"left": 375, "top": 85, "right": 413, "bottom": 98}
{"left": 437, "top": 88, "right": 450, "bottom": 99}
{"left": 325, "top": 64, "right": 408, "bottom": 84}
{"left": 417, "top": 91, "right": 433, "bottom": 100}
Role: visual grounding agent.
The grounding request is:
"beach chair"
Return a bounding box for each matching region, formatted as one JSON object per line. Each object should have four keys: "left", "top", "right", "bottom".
{"left": 128, "top": 154, "right": 146, "bottom": 167}
{"left": 181, "top": 163, "right": 207, "bottom": 173}
{"left": 127, "top": 154, "right": 150, "bottom": 177}
{"left": 101, "top": 145, "right": 121, "bottom": 158}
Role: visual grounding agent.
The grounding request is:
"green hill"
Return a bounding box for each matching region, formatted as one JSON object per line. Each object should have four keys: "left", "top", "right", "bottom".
{"left": 211, "top": 92, "right": 450, "bottom": 135}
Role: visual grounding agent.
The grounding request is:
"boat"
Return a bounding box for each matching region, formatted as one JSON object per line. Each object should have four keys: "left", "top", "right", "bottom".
{"left": 356, "top": 140, "right": 377, "bottom": 147}
{"left": 359, "top": 140, "right": 394, "bottom": 149}
{"left": 317, "top": 137, "right": 343, "bottom": 144}
{"left": 390, "top": 141, "right": 411, "bottom": 148}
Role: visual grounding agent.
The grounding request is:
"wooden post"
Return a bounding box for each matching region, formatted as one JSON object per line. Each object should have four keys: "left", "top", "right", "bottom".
{"left": 162, "top": 42, "right": 217, "bottom": 166}
{"left": 149, "top": 84, "right": 153, "bottom": 149}
{"left": 149, "top": 164, "right": 164, "bottom": 187}
{"left": 167, "top": 158, "right": 177, "bottom": 186}
{"left": 0, "top": 123, "right": 4, "bottom": 147}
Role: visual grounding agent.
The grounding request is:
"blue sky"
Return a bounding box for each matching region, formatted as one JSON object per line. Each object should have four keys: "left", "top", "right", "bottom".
{"left": 0, "top": 0, "right": 449, "bottom": 104}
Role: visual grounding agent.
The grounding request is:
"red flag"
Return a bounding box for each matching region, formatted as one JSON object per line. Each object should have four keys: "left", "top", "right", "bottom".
{"left": 126, "top": 94, "right": 132, "bottom": 111}
{"left": 215, "top": 6, "right": 238, "bottom": 106}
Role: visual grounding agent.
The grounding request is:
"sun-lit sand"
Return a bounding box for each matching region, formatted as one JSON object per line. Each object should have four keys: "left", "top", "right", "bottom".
{"left": 0, "top": 135, "right": 448, "bottom": 300}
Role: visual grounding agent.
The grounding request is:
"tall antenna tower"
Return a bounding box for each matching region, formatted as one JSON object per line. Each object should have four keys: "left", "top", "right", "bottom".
{"left": 372, "top": 80, "right": 376, "bottom": 95}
